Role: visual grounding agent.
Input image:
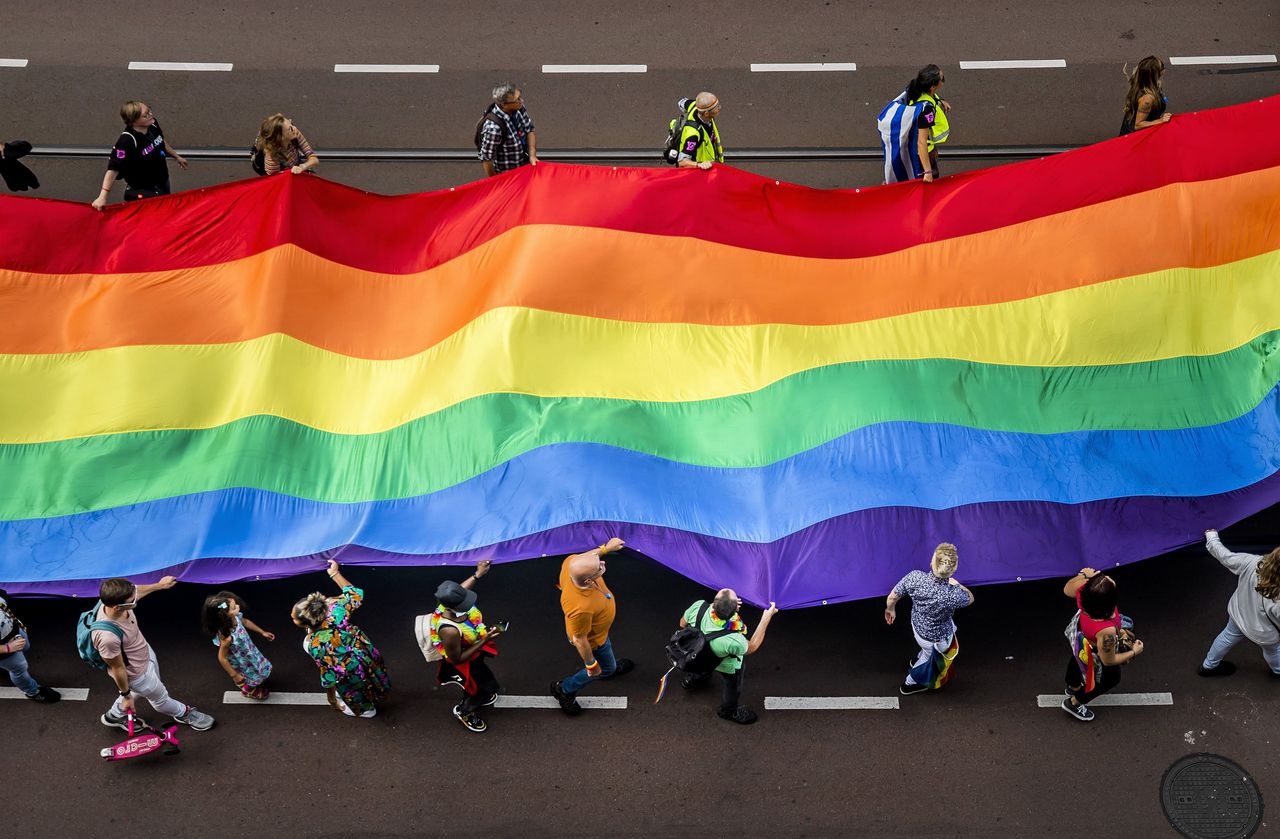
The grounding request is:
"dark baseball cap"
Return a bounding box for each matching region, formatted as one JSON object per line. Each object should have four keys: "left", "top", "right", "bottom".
{"left": 435, "top": 580, "right": 477, "bottom": 613}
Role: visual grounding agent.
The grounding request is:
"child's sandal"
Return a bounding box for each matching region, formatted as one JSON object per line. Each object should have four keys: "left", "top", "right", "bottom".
{"left": 239, "top": 681, "right": 269, "bottom": 700}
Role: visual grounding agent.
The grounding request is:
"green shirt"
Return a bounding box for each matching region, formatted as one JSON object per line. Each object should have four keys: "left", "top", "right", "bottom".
{"left": 682, "top": 600, "right": 749, "bottom": 674}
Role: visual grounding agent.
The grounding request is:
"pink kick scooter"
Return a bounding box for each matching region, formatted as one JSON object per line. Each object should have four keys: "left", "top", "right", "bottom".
{"left": 100, "top": 710, "right": 181, "bottom": 761}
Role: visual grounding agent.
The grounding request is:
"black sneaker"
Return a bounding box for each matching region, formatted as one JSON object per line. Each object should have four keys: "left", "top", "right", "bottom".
{"left": 28, "top": 686, "right": 61, "bottom": 703}
{"left": 1061, "top": 697, "right": 1094, "bottom": 722}
{"left": 479, "top": 692, "right": 499, "bottom": 707}
{"left": 717, "top": 706, "right": 758, "bottom": 725}
{"left": 601, "top": 658, "right": 635, "bottom": 680}
{"left": 550, "top": 681, "right": 582, "bottom": 716}
{"left": 682, "top": 672, "right": 708, "bottom": 690}
{"left": 899, "top": 682, "right": 930, "bottom": 696}
{"left": 453, "top": 703, "right": 486, "bottom": 733}
{"left": 1197, "top": 661, "right": 1237, "bottom": 677}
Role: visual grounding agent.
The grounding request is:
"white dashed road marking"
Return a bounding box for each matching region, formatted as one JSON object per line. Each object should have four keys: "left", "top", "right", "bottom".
{"left": 765, "top": 696, "right": 899, "bottom": 710}
{"left": 128, "top": 61, "right": 233, "bottom": 71}
{"left": 1036, "top": 692, "right": 1172, "bottom": 707}
{"left": 223, "top": 690, "right": 330, "bottom": 706}
{"left": 333, "top": 64, "right": 440, "bottom": 73}
{"left": 960, "top": 59, "right": 1067, "bottom": 69}
{"left": 0, "top": 687, "right": 89, "bottom": 700}
{"left": 541, "top": 64, "right": 647, "bottom": 73}
{"left": 0, "top": 58, "right": 28, "bottom": 68}
{"left": 1168, "top": 54, "right": 1277, "bottom": 65}
{"left": 750, "top": 63, "right": 857, "bottom": 72}
{"left": 494, "top": 695, "right": 627, "bottom": 709}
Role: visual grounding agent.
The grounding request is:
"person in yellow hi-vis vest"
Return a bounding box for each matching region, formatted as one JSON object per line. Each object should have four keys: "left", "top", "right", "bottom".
{"left": 676, "top": 92, "right": 725, "bottom": 170}
{"left": 904, "top": 65, "right": 952, "bottom": 182}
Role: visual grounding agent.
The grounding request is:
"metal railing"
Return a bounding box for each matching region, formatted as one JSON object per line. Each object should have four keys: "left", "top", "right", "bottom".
{"left": 29, "top": 144, "right": 1077, "bottom": 163}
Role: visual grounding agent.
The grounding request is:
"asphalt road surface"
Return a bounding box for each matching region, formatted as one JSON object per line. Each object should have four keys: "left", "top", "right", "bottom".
{"left": 4, "top": 514, "right": 1279, "bottom": 837}
{"left": 3, "top": 3, "right": 1279, "bottom": 836}
{"left": 3, "top": 0, "right": 1277, "bottom": 197}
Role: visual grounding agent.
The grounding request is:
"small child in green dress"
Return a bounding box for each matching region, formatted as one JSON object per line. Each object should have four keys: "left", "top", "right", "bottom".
{"left": 201, "top": 591, "right": 276, "bottom": 700}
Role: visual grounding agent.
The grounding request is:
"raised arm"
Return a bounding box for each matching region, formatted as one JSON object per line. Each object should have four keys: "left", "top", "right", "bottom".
{"left": 135, "top": 575, "right": 178, "bottom": 601}
{"left": 745, "top": 603, "right": 779, "bottom": 655}
{"left": 1063, "top": 568, "right": 1098, "bottom": 598}
{"left": 1204, "top": 529, "right": 1257, "bottom": 575}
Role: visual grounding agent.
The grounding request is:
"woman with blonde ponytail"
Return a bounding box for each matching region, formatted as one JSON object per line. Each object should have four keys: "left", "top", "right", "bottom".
{"left": 291, "top": 558, "right": 390, "bottom": 718}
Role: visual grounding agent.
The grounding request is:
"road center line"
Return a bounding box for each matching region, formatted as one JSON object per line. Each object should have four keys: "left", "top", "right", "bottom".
{"left": 0, "top": 686, "right": 89, "bottom": 700}
{"left": 1036, "top": 692, "right": 1172, "bottom": 707}
{"left": 765, "top": 696, "right": 899, "bottom": 710}
{"left": 223, "top": 690, "right": 330, "bottom": 706}
{"left": 128, "top": 61, "right": 233, "bottom": 72}
{"left": 0, "top": 58, "right": 29, "bottom": 68}
{"left": 1168, "top": 54, "right": 1277, "bottom": 66}
{"left": 334, "top": 64, "right": 440, "bottom": 73}
{"left": 541, "top": 64, "right": 647, "bottom": 73}
{"left": 959, "top": 59, "right": 1067, "bottom": 69}
{"left": 494, "top": 695, "right": 627, "bottom": 709}
{"left": 750, "top": 62, "right": 857, "bottom": 72}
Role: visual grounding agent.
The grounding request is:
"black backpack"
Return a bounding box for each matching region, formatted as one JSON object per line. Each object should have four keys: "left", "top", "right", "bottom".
{"left": 250, "top": 143, "right": 266, "bottom": 176}
{"left": 661, "top": 97, "right": 697, "bottom": 165}
{"left": 474, "top": 107, "right": 507, "bottom": 150}
{"left": 666, "top": 600, "right": 739, "bottom": 674}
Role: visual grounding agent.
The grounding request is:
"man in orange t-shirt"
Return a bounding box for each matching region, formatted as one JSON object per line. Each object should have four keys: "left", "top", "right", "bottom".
{"left": 550, "top": 537, "right": 635, "bottom": 715}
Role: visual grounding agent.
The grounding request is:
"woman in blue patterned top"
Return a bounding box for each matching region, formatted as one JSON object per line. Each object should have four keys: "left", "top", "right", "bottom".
{"left": 885, "top": 543, "right": 975, "bottom": 695}
{"left": 292, "top": 559, "right": 391, "bottom": 718}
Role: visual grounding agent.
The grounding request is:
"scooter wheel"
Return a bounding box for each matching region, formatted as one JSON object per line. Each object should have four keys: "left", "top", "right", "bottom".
{"left": 99, "top": 748, "right": 113, "bottom": 759}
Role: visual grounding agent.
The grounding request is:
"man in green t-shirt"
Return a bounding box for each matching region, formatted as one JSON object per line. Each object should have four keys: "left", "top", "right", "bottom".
{"left": 679, "top": 589, "right": 779, "bottom": 725}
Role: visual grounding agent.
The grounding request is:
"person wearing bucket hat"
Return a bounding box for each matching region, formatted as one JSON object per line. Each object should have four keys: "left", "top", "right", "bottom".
{"left": 428, "top": 561, "right": 505, "bottom": 733}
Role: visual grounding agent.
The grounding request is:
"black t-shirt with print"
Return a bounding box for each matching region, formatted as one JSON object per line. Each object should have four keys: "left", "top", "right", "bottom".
{"left": 106, "top": 122, "right": 170, "bottom": 188}
{"left": 915, "top": 101, "right": 937, "bottom": 131}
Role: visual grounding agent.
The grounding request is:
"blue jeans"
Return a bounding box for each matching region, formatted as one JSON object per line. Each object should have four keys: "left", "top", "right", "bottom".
{"left": 1203, "top": 616, "right": 1280, "bottom": 673}
{"left": 0, "top": 630, "right": 40, "bottom": 696}
{"left": 561, "top": 638, "right": 617, "bottom": 694}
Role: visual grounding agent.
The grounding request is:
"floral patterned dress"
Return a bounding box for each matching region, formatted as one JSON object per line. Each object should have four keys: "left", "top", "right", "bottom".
{"left": 303, "top": 586, "right": 390, "bottom": 713}
{"left": 212, "top": 614, "right": 272, "bottom": 688}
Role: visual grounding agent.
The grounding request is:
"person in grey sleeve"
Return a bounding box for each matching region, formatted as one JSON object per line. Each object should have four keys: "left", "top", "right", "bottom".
{"left": 1197, "top": 529, "right": 1280, "bottom": 678}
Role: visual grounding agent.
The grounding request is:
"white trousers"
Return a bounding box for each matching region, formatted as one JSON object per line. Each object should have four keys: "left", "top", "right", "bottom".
{"left": 108, "top": 650, "right": 187, "bottom": 719}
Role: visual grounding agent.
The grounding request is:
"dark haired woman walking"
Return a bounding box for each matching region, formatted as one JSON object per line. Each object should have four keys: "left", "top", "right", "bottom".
{"left": 1061, "top": 569, "right": 1144, "bottom": 721}
{"left": 877, "top": 64, "right": 952, "bottom": 184}
{"left": 1120, "top": 56, "right": 1172, "bottom": 135}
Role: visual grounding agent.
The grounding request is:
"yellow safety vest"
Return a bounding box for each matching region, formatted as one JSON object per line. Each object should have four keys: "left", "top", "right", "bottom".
{"left": 677, "top": 108, "right": 725, "bottom": 163}
{"left": 911, "top": 92, "right": 950, "bottom": 152}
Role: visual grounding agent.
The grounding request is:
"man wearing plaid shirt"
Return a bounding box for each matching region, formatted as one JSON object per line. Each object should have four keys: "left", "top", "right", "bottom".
{"left": 479, "top": 82, "right": 539, "bottom": 177}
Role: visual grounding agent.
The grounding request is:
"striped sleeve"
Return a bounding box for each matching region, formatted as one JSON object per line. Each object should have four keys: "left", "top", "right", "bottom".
{"left": 294, "top": 131, "right": 315, "bottom": 159}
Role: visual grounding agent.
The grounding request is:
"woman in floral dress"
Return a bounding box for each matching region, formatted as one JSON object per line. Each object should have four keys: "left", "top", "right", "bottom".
{"left": 291, "top": 559, "right": 390, "bottom": 718}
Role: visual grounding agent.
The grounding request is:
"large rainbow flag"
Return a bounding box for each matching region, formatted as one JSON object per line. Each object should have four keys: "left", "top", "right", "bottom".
{"left": 2, "top": 97, "right": 1278, "bottom": 605}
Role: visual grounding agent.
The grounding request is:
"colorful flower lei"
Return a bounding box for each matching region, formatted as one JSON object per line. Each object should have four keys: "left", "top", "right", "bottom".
{"left": 707, "top": 609, "right": 746, "bottom": 634}
{"left": 428, "top": 605, "right": 488, "bottom": 659}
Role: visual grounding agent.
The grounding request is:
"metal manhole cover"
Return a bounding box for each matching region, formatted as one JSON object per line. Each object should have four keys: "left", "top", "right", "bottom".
{"left": 1161, "top": 753, "right": 1262, "bottom": 839}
